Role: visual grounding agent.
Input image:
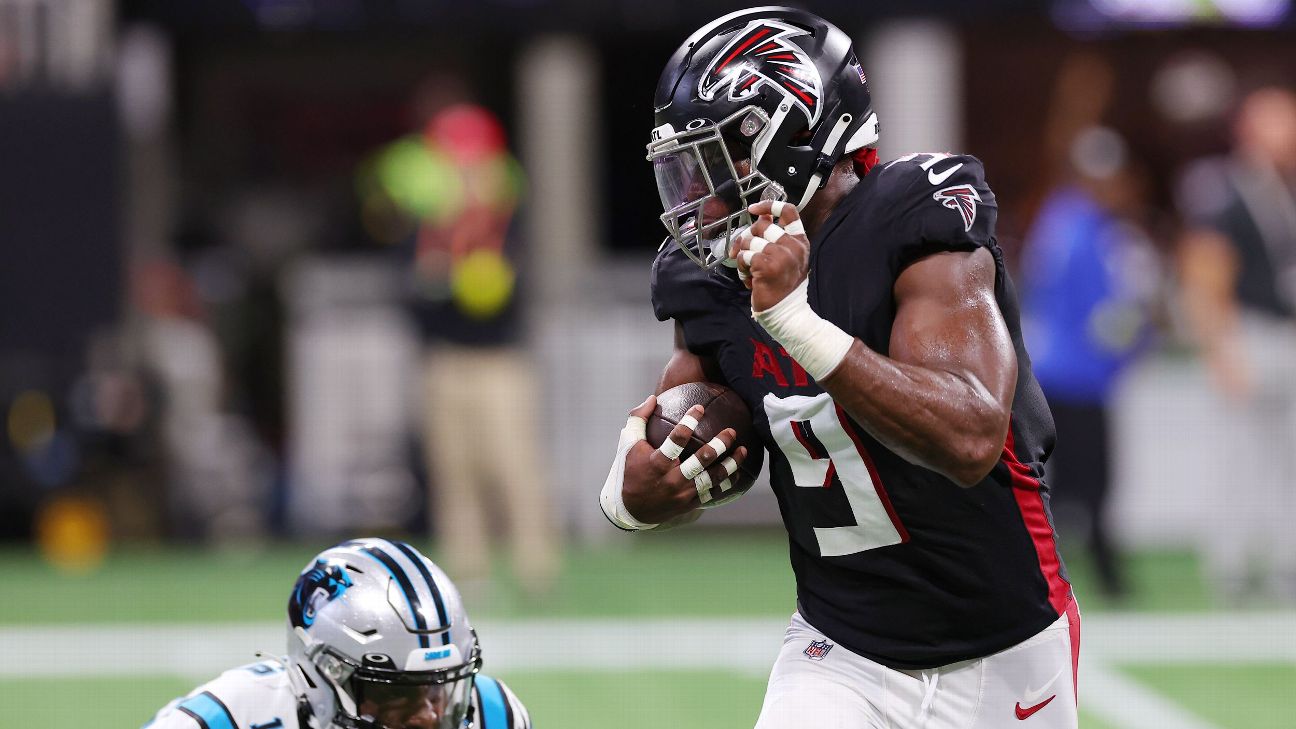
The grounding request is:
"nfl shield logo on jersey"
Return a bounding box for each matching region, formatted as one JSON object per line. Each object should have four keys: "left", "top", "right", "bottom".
{"left": 804, "top": 639, "right": 834, "bottom": 661}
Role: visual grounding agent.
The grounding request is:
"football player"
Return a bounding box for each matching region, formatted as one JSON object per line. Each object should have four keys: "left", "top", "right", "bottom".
{"left": 600, "top": 7, "right": 1079, "bottom": 728}
{"left": 143, "top": 538, "right": 530, "bottom": 729}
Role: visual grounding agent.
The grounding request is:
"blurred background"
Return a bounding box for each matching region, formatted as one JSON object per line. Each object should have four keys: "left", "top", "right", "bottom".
{"left": 2, "top": 1, "right": 1295, "bottom": 727}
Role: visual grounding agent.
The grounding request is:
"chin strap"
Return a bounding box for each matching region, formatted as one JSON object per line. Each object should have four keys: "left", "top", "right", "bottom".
{"left": 292, "top": 627, "right": 371, "bottom": 729}
{"left": 297, "top": 695, "right": 320, "bottom": 729}
{"left": 289, "top": 664, "right": 325, "bottom": 729}
{"left": 798, "top": 113, "right": 856, "bottom": 210}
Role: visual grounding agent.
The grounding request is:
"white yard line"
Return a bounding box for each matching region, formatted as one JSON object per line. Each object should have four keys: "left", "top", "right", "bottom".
{"left": 1077, "top": 612, "right": 1296, "bottom": 663}
{"left": 1080, "top": 655, "right": 1226, "bottom": 729}
{"left": 4, "top": 612, "right": 1292, "bottom": 729}
{"left": 0, "top": 618, "right": 790, "bottom": 679}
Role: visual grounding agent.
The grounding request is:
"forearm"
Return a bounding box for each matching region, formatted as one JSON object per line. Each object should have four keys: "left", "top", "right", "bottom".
{"left": 821, "top": 342, "right": 1009, "bottom": 486}
{"left": 1182, "top": 286, "right": 1239, "bottom": 354}
{"left": 1179, "top": 230, "right": 1241, "bottom": 352}
{"left": 752, "top": 248, "right": 1014, "bottom": 487}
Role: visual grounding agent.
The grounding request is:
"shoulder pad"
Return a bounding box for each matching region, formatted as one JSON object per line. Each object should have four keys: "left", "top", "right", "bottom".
{"left": 474, "top": 674, "right": 531, "bottom": 729}
{"left": 146, "top": 663, "right": 292, "bottom": 729}
{"left": 875, "top": 153, "right": 998, "bottom": 270}
{"left": 163, "top": 690, "right": 241, "bottom": 729}
{"left": 650, "top": 240, "right": 739, "bottom": 322}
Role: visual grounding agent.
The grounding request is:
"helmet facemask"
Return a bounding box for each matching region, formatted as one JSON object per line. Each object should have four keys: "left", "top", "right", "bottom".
{"left": 310, "top": 637, "right": 483, "bottom": 729}
{"left": 647, "top": 107, "right": 785, "bottom": 268}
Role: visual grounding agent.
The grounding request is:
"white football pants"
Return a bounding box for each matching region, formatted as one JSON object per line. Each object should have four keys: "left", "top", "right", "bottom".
{"left": 753, "top": 602, "right": 1080, "bottom": 729}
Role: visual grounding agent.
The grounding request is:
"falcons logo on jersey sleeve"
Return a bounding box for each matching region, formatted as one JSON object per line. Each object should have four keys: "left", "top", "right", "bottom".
{"left": 934, "top": 184, "right": 981, "bottom": 232}
{"left": 697, "top": 20, "right": 823, "bottom": 125}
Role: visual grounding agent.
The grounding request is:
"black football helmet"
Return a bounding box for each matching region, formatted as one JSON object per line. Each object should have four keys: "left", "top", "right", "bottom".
{"left": 648, "top": 6, "right": 879, "bottom": 267}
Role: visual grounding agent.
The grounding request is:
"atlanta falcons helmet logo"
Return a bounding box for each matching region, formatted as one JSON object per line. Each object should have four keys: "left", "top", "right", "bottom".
{"left": 934, "top": 184, "right": 981, "bottom": 232}
{"left": 698, "top": 20, "right": 824, "bottom": 126}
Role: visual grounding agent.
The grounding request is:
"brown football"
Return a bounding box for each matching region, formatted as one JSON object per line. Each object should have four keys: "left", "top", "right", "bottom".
{"left": 645, "top": 382, "right": 764, "bottom": 504}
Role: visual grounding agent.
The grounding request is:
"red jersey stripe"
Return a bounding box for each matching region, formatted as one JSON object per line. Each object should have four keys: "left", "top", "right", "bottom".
{"left": 1066, "top": 599, "right": 1081, "bottom": 703}
{"left": 1002, "top": 426, "right": 1071, "bottom": 615}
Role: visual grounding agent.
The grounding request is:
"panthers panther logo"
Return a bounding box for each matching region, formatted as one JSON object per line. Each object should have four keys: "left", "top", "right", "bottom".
{"left": 288, "top": 559, "right": 353, "bottom": 629}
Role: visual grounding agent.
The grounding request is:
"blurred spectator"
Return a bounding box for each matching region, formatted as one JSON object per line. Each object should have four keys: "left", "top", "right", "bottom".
{"left": 132, "top": 259, "right": 273, "bottom": 541}
{"left": 1021, "top": 126, "right": 1160, "bottom": 600}
{"left": 360, "top": 93, "right": 559, "bottom": 598}
{"left": 1177, "top": 86, "right": 1296, "bottom": 604}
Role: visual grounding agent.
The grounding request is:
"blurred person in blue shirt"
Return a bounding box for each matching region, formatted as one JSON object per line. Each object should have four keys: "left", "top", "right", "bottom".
{"left": 1021, "top": 126, "right": 1160, "bottom": 600}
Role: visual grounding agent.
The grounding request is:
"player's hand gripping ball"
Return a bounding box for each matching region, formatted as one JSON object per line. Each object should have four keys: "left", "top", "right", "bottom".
{"left": 644, "top": 382, "right": 765, "bottom": 507}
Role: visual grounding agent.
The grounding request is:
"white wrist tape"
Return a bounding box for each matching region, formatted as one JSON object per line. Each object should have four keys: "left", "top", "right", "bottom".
{"left": 599, "top": 415, "right": 658, "bottom": 531}
{"left": 752, "top": 279, "right": 854, "bottom": 381}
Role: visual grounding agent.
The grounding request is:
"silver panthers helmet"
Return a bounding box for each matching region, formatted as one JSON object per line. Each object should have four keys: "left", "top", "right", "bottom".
{"left": 285, "top": 539, "right": 482, "bottom": 729}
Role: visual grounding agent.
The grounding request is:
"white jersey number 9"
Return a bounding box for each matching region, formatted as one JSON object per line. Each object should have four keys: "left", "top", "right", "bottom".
{"left": 764, "top": 392, "right": 909, "bottom": 557}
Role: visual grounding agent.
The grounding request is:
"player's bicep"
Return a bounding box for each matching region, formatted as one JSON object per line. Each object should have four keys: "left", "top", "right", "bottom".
{"left": 890, "top": 248, "right": 1016, "bottom": 409}
{"left": 656, "top": 322, "right": 722, "bottom": 393}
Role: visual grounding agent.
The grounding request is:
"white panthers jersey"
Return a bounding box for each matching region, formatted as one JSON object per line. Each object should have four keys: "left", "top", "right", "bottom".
{"left": 144, "top": 659, "right": 531, "bottom": 729}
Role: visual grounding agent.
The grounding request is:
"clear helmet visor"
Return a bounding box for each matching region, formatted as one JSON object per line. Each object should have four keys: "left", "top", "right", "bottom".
{"left": 647, "top": 108, "right": 784, "bottom": 268}
{"left": 353, "top": 674, "right": 474, "bottom": 729}
{"left": 651, "top": 140, "right": 741, "bottom": 222}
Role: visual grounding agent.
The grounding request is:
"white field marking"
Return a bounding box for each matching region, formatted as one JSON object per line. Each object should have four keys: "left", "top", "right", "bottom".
{"left": 1, "top": 612, "right": 1292, "bottom": 680}
{"left": 0, "top": 618, "right": 787, "bottom": 680}
{"left": 1081, "top": 655, "right": 1225, "bottom": 729}
{"left": 1078, "top": 612, "right": 1296, "bottom": 664}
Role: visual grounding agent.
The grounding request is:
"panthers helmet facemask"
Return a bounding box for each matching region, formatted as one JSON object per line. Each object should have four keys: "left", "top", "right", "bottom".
{"left": 649, "top": 6, "right": 880, "bottom": 268}
{"left": 286, "top": 539, "right": 483, "bottom": 729}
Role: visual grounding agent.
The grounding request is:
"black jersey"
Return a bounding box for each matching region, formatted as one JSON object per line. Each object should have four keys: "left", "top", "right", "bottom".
{"left": 651, "top": 153, "right": 1068, "bottom": 669}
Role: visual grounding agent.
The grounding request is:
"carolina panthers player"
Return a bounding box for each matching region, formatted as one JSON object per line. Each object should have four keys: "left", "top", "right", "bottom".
{"left": 143, "top": 539, "right": 530, "bottom": 729}
{"left": 601, "top": 7, "right": 1079, "bottom": 729}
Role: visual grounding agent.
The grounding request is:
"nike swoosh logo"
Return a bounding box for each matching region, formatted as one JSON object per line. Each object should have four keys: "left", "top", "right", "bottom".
{"left": 1022, "top": 665, "right": 1066, "bottom": 704}
{"left": 928, "top": 163, "right": 963, "bottom": 185}
{"left": 1015, "top": 695, "right": 1056, "bottom": 720}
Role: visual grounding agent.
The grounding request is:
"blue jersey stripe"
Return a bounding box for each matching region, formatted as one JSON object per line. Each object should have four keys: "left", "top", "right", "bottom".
{"left": 392, "top": 540, "right": 451, "bottom": 645}
{"left": 176, "top": 692, "right": 237, "bottom": 729}
{"left": 354, "top": 543, "right": 430, "bottom": 648}
{"left": 475, "top": 675, "right": 508, "bottom": 729}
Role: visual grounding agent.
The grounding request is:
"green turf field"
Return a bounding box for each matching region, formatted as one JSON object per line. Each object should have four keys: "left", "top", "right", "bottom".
{"left": 0, "top": 530, "right": 1217, "bottom": 624}
{"left": 2, "top": 531, "right": 1292, "bottom": 728}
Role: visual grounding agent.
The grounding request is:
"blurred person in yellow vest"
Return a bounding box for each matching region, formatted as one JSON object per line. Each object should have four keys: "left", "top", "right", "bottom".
{"left": 1177, "top": 86, "right": 1296, "bottom": 604}
{"left": 358, "top": 94, "right": 558, "bottom": 599}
